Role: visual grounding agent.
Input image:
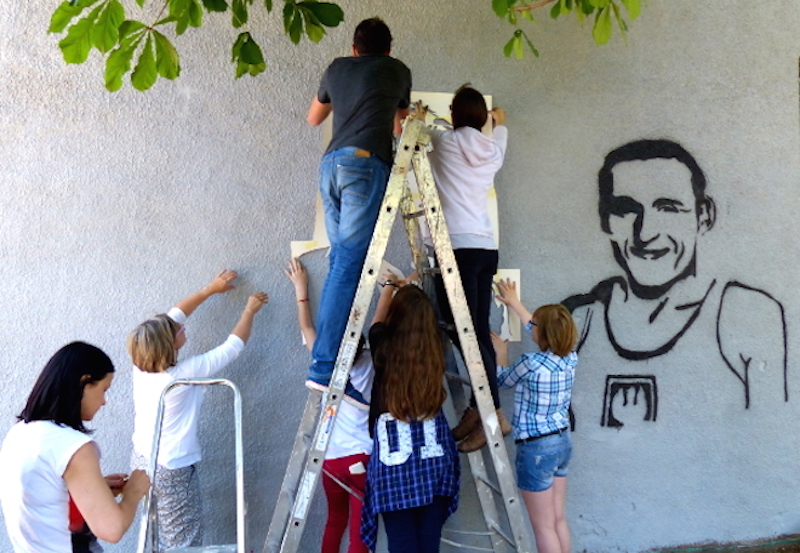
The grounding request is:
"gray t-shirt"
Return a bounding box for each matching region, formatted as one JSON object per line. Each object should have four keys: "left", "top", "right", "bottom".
{"left": 318, "top": 55, "right": 411, "bottom": 163}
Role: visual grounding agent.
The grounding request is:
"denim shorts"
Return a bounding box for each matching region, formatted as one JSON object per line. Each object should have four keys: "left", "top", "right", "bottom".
{"left": 515, "top": 430, "right": 572, "bottom": 492}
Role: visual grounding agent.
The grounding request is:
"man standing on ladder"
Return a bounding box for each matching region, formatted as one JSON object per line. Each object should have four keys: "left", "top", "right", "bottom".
{"left": 305, "top": 17, "right": 412, "bottom": 409}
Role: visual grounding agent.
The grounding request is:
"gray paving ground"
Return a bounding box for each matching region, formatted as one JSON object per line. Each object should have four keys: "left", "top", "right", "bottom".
{"left": 650, "top": 535, "right": 800, "bottom": 553}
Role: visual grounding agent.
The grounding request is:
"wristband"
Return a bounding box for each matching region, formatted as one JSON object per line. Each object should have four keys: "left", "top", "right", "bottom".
{"left": 381, "top": 280, "right": 399, "bottom": 288}
{"left": 297, "top": 298, "right": 309, "bottom": 302}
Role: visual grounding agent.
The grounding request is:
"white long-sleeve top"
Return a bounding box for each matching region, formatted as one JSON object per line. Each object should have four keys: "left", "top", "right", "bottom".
{"left": 131, "top": 307, "right": 245, "bottom": 469}
{"left": 428, "top": 125, "right": 508, "bottom": 250}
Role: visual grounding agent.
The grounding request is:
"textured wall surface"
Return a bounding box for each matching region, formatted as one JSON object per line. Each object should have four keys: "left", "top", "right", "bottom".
{"left": 1, "top": 2, "right": 800, "bottom": 552}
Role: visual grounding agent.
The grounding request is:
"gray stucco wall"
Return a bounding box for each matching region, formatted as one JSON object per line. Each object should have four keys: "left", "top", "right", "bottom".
{"left": 2, "top": 2, "right": 800, "bottom": 552}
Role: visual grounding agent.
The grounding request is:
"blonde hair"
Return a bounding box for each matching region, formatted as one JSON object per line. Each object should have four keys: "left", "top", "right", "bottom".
{"left": 374, "top": 286, "right": 446, "bottom": 422}
{"left": 126, "top": 314, "right": 180, "bottom": 373}
{"left": 533, "top": 304, "right": 578, "bottom": 357}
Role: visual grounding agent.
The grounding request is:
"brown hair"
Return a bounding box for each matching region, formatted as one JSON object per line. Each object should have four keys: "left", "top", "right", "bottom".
{"left": 374, "top": 286, "right": 446, "bottom": 422}
{"left": 533, "top": 304, "right": 578, "bottom": 357}
{"left": 451, "top": 84, "right": 488, "bottom": 131}
{"left": 353, "top": 18, "right": 392, "bottom": 55}
{"left": 126, "top": 314, "right": 180, "bottom": 373}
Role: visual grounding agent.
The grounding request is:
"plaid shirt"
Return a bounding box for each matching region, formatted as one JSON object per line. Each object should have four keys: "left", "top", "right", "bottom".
{"left": 360, "top": 411, "right": 459, "bottom": 550}
{"left": 497, "top": 324, "right": 578, "bottom": 440}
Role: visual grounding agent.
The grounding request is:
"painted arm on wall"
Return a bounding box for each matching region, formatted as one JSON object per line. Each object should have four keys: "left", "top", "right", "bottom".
{"left": 716, "top": 281, "right": 788, "bottom": 409}
{"left": 562, "top": 278, "right": 620, "bottom": 354}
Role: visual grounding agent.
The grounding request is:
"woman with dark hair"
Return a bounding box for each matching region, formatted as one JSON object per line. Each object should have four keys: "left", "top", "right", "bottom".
{"left": 0, "top": 341, "right": 150, "bottom": 553}
{"left": 422, "top": 85, "right": 511, "bottom": 452}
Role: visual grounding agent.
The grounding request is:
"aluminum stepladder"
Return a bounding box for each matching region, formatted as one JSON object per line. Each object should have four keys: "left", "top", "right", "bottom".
{"left": 138, "top": 378, "right": 246, "bottom": 553}
{"left": 264, "top": 118, "right": 534, "bottom": 553}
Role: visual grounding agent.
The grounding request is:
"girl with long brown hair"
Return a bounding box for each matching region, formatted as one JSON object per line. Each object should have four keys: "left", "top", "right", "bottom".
{"left": 360, "top": 272, "right": 460, "bottom": 553}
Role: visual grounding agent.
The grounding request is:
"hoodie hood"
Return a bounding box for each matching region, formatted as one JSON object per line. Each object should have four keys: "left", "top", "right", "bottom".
{"left": 453, "top": 126, "right": 500, "bottom": 167}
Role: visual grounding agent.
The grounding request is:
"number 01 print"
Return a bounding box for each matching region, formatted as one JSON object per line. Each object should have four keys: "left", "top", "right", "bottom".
{"left": 376, "top": 414, "right": 444, "bottom": 466}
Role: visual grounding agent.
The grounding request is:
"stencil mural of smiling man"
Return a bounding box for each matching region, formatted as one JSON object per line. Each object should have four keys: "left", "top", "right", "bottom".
{"left": 600, "top": 140, "right": 714, "bottom": 301}
{"left": 564, "top": 139, "right": 786, "bottom": 430}
{"left": 557, "top": 139, "right": 790, "bottom": 548}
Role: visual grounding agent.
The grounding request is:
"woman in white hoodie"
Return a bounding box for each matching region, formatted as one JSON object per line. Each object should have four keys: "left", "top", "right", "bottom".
{"left": 426, "top": 85, "right": 509, "bottom": 452}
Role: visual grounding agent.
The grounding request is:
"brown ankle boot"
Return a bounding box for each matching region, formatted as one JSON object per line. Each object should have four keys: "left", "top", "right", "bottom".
{"left": 458, "top": 424, "right": 487, "bottom": 452}
{"left": 452, "top": 408, "right": 481, "bottom": 441}
{"left": 497, "top": 408, "right": 512, "bottom": 436}
{"left": 459, "top": 409, "right": 512, "bottom": 453}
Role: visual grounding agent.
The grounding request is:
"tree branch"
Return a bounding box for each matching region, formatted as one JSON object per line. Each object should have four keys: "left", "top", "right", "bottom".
{"left": 513, "top": 0, "right": 557, "bottom": 12}
{"left": 148, "top": 1, "right": 170, "bottom": 30}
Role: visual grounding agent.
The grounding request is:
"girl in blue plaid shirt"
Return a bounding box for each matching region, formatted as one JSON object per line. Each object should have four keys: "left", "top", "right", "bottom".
{"left": 360, "top": 271, "right": 460, "bottom": 553}
{"left": 493, "top": 279, "right": 578, "bottom": 553}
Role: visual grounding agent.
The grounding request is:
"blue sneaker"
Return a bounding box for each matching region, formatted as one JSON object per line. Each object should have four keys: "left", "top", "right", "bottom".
{"left": 305, "top": 376, "right": 329, "bottom": 393}
{"left": 306, "top": 377, "right": 369, "bottom": 411}
{"left": 343, "top": 381, "right": 369, "bottom": 411}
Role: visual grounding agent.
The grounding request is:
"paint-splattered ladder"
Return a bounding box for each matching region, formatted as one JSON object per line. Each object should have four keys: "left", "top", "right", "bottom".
{"left": 264, "top": 118, "right": 534, "bottom": 553}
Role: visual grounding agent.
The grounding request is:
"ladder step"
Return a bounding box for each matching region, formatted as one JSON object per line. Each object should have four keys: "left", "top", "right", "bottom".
{"left": 486, "top": 521, "right": 515, "bottom": 546}
{"left": 167, "top": 544, "right": 237, "bottom": 552}
{"left": 402, "top": 208, "right": 426, "bottom": 220}
{"left": 444, "top": 371, "right": 471, "bottom": 386}
{"left": 475, "top": 474, "right": 502, "bottom": 495}
{"left": 440, "top": 537, "right": 496, "bottom": 552}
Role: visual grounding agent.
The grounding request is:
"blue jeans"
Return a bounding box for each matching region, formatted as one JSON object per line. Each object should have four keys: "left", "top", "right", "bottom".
{"left": 515, "top": 430, "right": 572, "bottom": 492}
{"left": 310, "top": 147, "right": 390, "bottom": 388}
{"left": 381, "top": 496, "right": 451, "bottom": 553}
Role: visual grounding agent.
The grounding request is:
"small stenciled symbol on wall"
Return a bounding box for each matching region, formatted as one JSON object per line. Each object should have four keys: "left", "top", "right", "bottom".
{"left": 601, "top": 375, "right": 658, "bottom": 428}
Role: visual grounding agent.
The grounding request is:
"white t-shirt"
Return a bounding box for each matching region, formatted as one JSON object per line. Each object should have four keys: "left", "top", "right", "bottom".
{"left": 0, "top": 420, "right": 93, "bottom": 553}
{"left": 131, "top": 307, "right": 245, "bottom": 469}
{"left": 325, "top": 354, "right": 374, "bottom": 460}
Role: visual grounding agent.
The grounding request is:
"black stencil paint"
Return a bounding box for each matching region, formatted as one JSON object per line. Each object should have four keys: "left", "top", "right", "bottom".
{"left": 601, "top": 375, "right": 658, "bottom": 428}
{"left": 563, "top": 139, "right": 788, "bottom": 426}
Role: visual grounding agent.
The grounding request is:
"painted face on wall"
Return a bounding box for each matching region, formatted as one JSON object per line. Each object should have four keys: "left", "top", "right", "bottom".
{"left": 606, "top": 158, "right": 706, "bottom": 290}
